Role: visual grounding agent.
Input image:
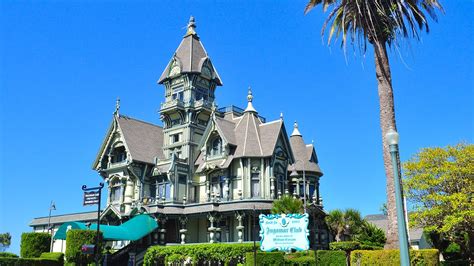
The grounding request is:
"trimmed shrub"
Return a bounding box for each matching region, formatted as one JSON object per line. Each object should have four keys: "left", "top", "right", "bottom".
{"left": 350, "top": 249, "right": 440, "bottom": 266}
{"left": 0, "top": 257, "right": 63, "bottom": 266}
{"left": 65, "top": 229, "right": 103, "bottom": 264}
{"left": 0, "top": 252, "right": 18, "bottom": 258}
{"left": 39, "top": 252, "right": 64, "bottom": 261}
{"left": 245, "top": 252, "right": 285, "bottom": 266}
{"left": 316, "top": 250, "right": 346, "bottom": 266}
{"left": 284, "top": 251, "right": 316, "bottom": 266}
{"left": 144, "top": 243, "right": 257, "bottom": 266}
{"left": 20, "top": 232, "right": 51, "bottom": 258}
{"left": 329, "top": 241, "right": 361, "bottom": 252}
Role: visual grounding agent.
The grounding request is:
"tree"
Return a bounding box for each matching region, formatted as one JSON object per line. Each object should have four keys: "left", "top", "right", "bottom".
{"left": 404, "top": 143, "right": 474, "bottom": 261}
{"left": 325, "top": 208, "right": 364, "bottom": 242}
{"left": 0, "top": 233, "right": 11, "bottom": 251}
{"left": 355, "top": 221, "right": 386, "bottom": 248}
{"left": 271, "top": 195, "right": 303, "bottom": 214}
{"left": 304, "top": 0, "right": 443, "bottom": 248}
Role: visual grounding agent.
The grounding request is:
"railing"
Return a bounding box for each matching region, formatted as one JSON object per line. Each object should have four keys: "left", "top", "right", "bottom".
{"left": 218, "top": 105, "right": 266, "bottom": 122}
{"left": 160, "top": 99, "right": 184, "bottom": 109}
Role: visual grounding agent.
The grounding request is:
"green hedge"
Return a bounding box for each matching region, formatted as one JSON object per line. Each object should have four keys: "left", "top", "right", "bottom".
{"left": 245, "top": 252, "right": 285, "bottom": 266}
{"left": 284, "top": 251, "right": 316, "bottom": 266}
{"left": 20, "top": 232, "right": 51, "bottom": 258}
{"left": 316, "top": 250, "right": 346, "bottom": 266}
{"left": 65, "top": 229, "right": 103, "bottom": 264}
{"left": 351, "top": 249, "right": 440, "bottom": 266}
{"left": 0, "top": 252, "right": 18, "bottom": 258}
{"left": 144, "top": 243, "right": 258, "bottom": 266}
{"left": 39, "top": 252, "right": 64, "bottom": 261}
{"left": 0, "top": 257, "right": 63, "bottom": 266}
{"left": 329, "top": 241, "right": 360, "bottom": 252}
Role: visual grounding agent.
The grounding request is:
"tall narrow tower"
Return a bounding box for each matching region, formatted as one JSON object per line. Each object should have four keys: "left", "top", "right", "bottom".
{"left": 158, "top": 16, "right": 222, "bottom": 172}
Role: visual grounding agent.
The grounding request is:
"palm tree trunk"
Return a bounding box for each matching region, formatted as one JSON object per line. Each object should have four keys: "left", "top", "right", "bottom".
{"left": 372, "top": 39, "right": 400, "bottom": 249}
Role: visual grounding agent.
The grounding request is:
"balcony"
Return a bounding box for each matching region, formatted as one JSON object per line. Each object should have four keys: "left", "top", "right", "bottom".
{"left": 160, "top": 99, "right": 184, "bottom": 110}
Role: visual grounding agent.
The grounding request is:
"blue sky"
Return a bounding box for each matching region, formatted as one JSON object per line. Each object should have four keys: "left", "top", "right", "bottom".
{"left": 0, "top": 0, "right": 472, "bottom": 254}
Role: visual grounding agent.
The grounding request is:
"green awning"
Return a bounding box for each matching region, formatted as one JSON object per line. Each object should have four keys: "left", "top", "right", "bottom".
{"left": 53, "top": 214, "right": 158, "bottom": 241}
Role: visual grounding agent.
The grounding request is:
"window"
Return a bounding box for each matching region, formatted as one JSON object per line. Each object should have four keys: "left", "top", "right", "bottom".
{"left": 110, "top": 146, "right": 127, "bottom": 163}
{"left": 170, "top": 133, "right": 181, "bottom": 143}
{"left": 110, "top": 179, "right": 122, "bottom": 203}
{"left": 208, "top": 137, "right": 222, "bottom": 157}
{"left": 157, "top": 181, "right": 171, "bottom": 200}
{"left": 211, "top": 175, "right": 226, "bottom": 199}
{"left": 251, "top": 173, "right": 260, "bottom": 198}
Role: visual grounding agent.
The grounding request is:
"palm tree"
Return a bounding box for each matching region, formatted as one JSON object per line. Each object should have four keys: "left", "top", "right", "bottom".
{"left": 271, "top": 195, "right": 304, "bottom": 214}
{"left": 326, "top": 208, "right": 364, "bottom": 242}
{"left": 304, "top": 0, "right": 443, "bottom": 248}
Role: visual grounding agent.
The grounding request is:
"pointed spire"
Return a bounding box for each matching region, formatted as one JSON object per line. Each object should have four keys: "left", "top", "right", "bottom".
{"left": 185, "top": 16, "right": 197, "bottom": 36}
{"left": 244, "top": 86, "right": 257, "bottom": 113}
{"left": 114, "top": 97, "right": 120, "bottom": 117}
{"left": 291, "top": 121, "right": 302, "bottom": 136}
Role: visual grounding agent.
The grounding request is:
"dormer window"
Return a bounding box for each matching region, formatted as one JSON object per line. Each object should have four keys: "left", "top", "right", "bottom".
{"left": 111, "top": 145, "right": 127, "bottom": 164}
{"left": 208, "top": 137, "right": 222, "bottom": 158}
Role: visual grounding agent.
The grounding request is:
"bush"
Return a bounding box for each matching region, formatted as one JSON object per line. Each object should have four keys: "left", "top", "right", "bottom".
{"left": 20, "top": 232, "right": 51, "bottom": 258}
{"left": 65, "top": 229, "right": 103, "bottom": 264}
{"left": 0, "top": 252, "right": 18, "bottom": 258}
{"left": 315, "top": 250, "right": 346, "bottom": 266}
{"left": 329, "top": 241, "right": 361, "bottom": 252}
{"left": 350, "top": 249, "right": 440, "bottom": 266}
{"left": 39, "top": 252, "right": 64, "bottom": 261}
{"left": 245, "top": 252, "right": 285, "bottom": 266}
{"left": 144, "top": 243, "right": 257, "bottom": 266}
{"left": 284, "top": 251, "right": 316, "bottom": 266}
{"left": 0, "top": 257, "right": 63, "bottom": 266}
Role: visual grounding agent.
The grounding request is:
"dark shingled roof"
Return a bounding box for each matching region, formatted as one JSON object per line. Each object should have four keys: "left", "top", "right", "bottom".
{"left": 117, "top": 116, "right": 164, "bottom": 164}
{"left": 289, "top": 125, "right": 322, "bottom": 175}
{"left": 195, "top": 110, "right": 286, "bottom": 172}
{"left": 158, "top": 20, "right": 222, "bottom": 85}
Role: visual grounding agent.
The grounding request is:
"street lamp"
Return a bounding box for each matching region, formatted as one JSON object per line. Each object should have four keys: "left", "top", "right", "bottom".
{"left": 386, "top": 128, "right": 410, "bottom": 266}
{"left": 290, "top": 159, "right": 307, "bottom": 214}
{"left": 47, "top": 201, "right": 56, "bottom": 252}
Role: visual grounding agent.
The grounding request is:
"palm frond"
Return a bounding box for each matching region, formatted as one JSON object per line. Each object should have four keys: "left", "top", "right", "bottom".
{"left": 305, "top": 0, "right": 443, "bottom": 50}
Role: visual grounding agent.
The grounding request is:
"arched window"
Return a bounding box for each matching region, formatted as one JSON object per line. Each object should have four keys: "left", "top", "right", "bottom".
{"left": 208, "top": 136, "right": 222, "bottom": 158}
{"left": 110, "top": 177, "right": 122, "bottom": 203}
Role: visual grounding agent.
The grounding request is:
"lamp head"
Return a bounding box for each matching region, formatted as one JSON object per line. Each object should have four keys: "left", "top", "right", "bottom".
{"left": 385, "top": 128, "right": 400, "bottom": 146}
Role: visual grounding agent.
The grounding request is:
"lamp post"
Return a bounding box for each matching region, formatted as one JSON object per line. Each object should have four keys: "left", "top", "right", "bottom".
{"left": 386, "top": 129, "right": 410, "bottom": 266}
{"left": 47, "top": 201, "right": 56, "bottom": 252}
{"left": 290, "top": 159, "right": 306, "bottom": 214}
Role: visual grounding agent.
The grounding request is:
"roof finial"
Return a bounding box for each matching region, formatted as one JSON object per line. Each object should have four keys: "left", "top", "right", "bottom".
{"left": 244, "top": 86, "right": 257, "bottom": 113}
{"left": 291, "top": 120, "right": 302, "bottom": 136}
{"left": 247, "top": 86, "right": 253, "bottom": 102}
{"left": 186, "top": 16, "right": 197, "bottom": 36}
{"left": 114, "top": 97, "right": 120, "bottom": 116}
{"left": 280, "top": 112, "right": 284, "bottom": 120}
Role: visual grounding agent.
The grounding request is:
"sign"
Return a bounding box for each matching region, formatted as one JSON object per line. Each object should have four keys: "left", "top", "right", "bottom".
{"left": 81, "top": 244, "right": 95, "bottom": 254}
{"left": 259, "top": 213, "right": 310, "bottom": 252}
{"left": 83, "top": 191, "right": 100, "bottom": 206}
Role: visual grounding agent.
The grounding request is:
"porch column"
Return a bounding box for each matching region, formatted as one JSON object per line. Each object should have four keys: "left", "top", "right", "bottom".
{"left": 208, "top": 214, "right": 217, "bottom": 243}
{"left": 270, "top": 176, "right": 275, "bottom": 199}
{"left": 179, "top": 216, "right": 188, "bottom": 244}
{"left": 157, "top": 216, "right": 168, "bottom": 245}
{"left": 235, "top": 212, "right": 245, "bottom": 243}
